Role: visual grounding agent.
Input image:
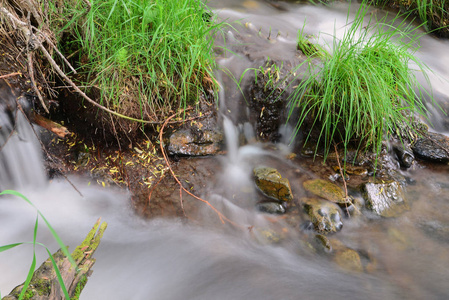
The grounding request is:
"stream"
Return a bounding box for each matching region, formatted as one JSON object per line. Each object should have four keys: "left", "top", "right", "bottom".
{"left": 1, "top": 1, "right": 449, "bottom": 299}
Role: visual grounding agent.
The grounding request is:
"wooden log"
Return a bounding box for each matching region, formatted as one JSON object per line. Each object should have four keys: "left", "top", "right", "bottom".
{"left": 32, "top": 113, "right": 70, "bottom": 139}
{"left": 3, "top": 218, "right": 107, "bottom": 300}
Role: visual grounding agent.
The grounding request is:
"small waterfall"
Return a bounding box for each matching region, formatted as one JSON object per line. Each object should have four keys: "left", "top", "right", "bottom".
{"left": 0, "top": 82, "right": 47, "bottom": 190}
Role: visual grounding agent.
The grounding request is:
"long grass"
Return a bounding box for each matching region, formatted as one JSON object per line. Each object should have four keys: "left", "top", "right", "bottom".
{"left": 66, "top": 0, "right": 222, "bottom": 122}
{"left": 370, "top": 0, "right": 448, "bottom": 35}
{"left": 288, "top": 2, "right": 432, "bottom": 161}
{"left": 0, "top": 190, "right": 73, "bottom": 299}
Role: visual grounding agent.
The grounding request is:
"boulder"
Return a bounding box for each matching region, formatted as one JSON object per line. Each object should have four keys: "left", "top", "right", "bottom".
{"left": 412, "top": 132, "right": 449, "bottom": 163}
{"left": 362, "top": 180, "right": 409, "bottom": 218}
{"left": 253, "top": 167, "right": 293, "bottom": 202}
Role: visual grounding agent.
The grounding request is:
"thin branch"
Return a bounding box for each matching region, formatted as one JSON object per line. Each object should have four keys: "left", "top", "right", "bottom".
{"left": 27, "top": 51, "right": 49, "bottom": 113}
{"left": 0, "top": 72, "right": 22, "bottom": 79}
{"left": 333, "top": 143, "right": 360, "bottom": 216}
{"left": 158, "top": 113, "right": 237, "bottom": 225}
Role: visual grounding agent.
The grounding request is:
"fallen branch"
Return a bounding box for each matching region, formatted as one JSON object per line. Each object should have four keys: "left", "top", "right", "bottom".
{"left": 32, "top": 112, "right": 70, "bottom": 138}
{"left": 0, "top": 72, "right": 22, "bottom": 79}
{"left": 3, "top": 218, "right": 107, "bottom": 300}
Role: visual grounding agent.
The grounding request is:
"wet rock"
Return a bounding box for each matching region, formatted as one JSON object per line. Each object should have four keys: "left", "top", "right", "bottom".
{"left": 253, "top": 227, "right": 283, "bottom": 244}
{"left": 247, "top": 60, "right": 287, "bottom": 142}
{"left": 303, "top": 179, "right": 349, "bottom": 204}
{"left": 302, "top": 198, "right": 343, "bottom": 234}
{"left": 315, "top": 234, "right": 332, "bottom": 253}
{"left": 167, "top": 128, "right": 223, "bottom": 156}
{"left": 256, "top": 202, "right": 286, "bottom": 214}
{"left": 361, "top": 180, "right": 409, "bottom": 218}
{"left": 333, "top": 248, "right": 363, "bottom": 273}
{"left": 412, "top": 132, "right": 449, "bottom": 163}
{"left": 393, "top": 142, "right": 415, "bottom": 168}
{"left": 341, "top": 196, "right": 364, "bottom": 217}
{"left": 253, "top": 167, "right": 293, "bottom": 202}
{"left": 332, "top": 165, "right": 368, "bottom": 176}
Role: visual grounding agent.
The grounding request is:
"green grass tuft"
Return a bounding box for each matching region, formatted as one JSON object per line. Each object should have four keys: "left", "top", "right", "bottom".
{"left": 288, "top": 2, "right": 432, "bottom": 161}
{"left": 65, "top": 0, "right": 223, "bottom": 123}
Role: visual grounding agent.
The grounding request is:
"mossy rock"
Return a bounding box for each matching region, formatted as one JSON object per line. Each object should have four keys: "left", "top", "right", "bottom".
{"left": 303, "top": 197, "right": 343, "bottom": 234}
{"left": 303, "top": 179, "right": 348, "bottom": 204}
{"left": 254, "top": 167, "right": 293, "bottom": 202}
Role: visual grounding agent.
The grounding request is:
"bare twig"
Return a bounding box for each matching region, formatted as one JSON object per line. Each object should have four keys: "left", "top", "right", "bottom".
{"left": 0, "top": 72, "right": 22, "bottom": 79}
{"left": 27, "top": 51, "right": 49, "bottom": 113}
{"left": 333, "top": 143, "right": 360, "bottom": 216}
{"left": 158, "top": 113, "right": 236, "bottom": 225}
{"left": 25, "top": 11, "right": 49, "bottom": 113}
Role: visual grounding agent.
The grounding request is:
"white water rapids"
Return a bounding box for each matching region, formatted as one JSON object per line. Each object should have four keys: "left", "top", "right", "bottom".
{"left": 1, "top": 1, "right": 449, "bottom": 299}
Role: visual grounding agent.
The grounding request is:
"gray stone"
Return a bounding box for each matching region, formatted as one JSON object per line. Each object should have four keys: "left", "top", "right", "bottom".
{"left": 362, "top": 180, "right": 409, "bottom": 218}
{"left": 168, "top": 128, "right": 223, "bottom": 156}
{"left": 412, "top": 132, "right": 449, "bottom": 163}
{"left": 256, "top": 202, "right": 286, "bottom": 214}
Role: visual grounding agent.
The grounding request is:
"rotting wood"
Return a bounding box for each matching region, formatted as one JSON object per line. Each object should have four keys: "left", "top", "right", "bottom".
{"left": 32, "top": 112, "right": 70, "bottom": 138}
{"left": 2, "top": 218, "right": 107, "bottom": 300}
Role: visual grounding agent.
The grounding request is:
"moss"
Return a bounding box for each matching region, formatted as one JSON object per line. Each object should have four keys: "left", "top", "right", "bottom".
{"left": 71, "top": 221, "right": 107, "bottom": 262}
{"left": 33, "top": 278, "right": 51, "bottom": 296}
{"left": 70, "top": 275, "right": 88, "bottom": 300}
{"left": 23, "top": 288, "right": 35, "bottom": 300}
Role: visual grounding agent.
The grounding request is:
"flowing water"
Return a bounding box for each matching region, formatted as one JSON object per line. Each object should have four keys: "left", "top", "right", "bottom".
{"left": 1, "top": 1, "right": 449, "bottom": 299}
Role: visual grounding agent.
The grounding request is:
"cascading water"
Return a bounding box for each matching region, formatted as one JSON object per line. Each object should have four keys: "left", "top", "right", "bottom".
{"left": 1, "top": 1, "right": 449, "bottom": 299}
{"left": 0, "top": 81, "right": 46, "bottom": 190}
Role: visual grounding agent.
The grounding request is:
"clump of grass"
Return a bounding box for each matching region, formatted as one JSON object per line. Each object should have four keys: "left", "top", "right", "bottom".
{"left": 369, "top": 0, "right": 449, "bottom": 36}
{"left": 288, "top": 2, "right": 431, "bottom": 161}
{"left": 68, "top": 0, "right": 222, "bottom": 125}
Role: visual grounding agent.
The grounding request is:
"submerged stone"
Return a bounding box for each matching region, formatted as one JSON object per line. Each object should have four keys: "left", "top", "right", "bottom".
{"left": 256, "top": 202, "right": 286, "bottom": 214}
{"left": 253, "top": 167, "right": 293, "bottom": 202}
{"left": 303, "top": 197, "right": 343, "bottom": 234}
{"left": 362, "top": 180, "right": 409, "bottom": 218}
{"left": 167, "top": 128, "right": 223, "bottom": 156}
{"left": 303, "top": 179, "right": 349, "bottom": 204}
{"left": 412, "top": 132, "right": 449, "bottom": 163}
{"left": 333, "top": 248, "right": 363, "bottom": 273}
{"left": 253, "top": 227, "right": 284, "bottom": 244}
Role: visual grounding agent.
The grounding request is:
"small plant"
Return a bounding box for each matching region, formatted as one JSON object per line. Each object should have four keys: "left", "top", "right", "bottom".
{"left": 0, "top": 190, "right": 73, "bottom": 300}
{"left": 297, "top": 24, "right": 327, "bottom": 58}
{"left": 288, "top": 2, "right": 432, "bottom": 161}
{"left": 254, "top": 60, "right": 283, "bottom": 93}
